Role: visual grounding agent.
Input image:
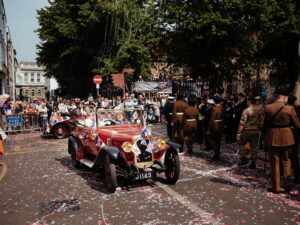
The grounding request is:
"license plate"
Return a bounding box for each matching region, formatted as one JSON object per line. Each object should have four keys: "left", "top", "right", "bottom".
{"left": 135, "top": 172, "right": 152, "bottom": 180}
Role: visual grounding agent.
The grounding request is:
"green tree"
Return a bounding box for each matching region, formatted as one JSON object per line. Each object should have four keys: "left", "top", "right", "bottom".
{"left": 37, "top": 0, "right": 162, "bottom": 97}
{"left": 161, "top": 0, "right": 300, "bottom": 86}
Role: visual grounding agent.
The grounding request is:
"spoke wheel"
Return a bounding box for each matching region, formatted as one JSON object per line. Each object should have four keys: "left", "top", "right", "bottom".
{"left": 164, "top": 151, "right": 180, "bottom": 184}
{"left": 53, "top": 124, "right": 68, "bottom": 139}
{"left": 104, "top": 154, "right": 117, "bottom": 193}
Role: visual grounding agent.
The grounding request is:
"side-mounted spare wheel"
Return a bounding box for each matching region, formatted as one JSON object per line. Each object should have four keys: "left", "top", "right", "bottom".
{"left": 104, "top": 153, "right": 117, "bottom": 193}
{"left": 164, "top": 150, "right": 180, "bottom": 184}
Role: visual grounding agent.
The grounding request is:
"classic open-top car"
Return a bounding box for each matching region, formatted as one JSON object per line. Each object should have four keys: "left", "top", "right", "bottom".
{"left": 68, "top": 108, "right": 182, "bottom": 193}
{"left": 46, "top": 113, "right": 80, "bottom": 139}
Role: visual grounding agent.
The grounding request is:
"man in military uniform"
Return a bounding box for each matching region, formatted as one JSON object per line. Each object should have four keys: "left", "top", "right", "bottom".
{"left": 163, "top": 96, "right": 175, "bottom": 140}
{"left": 237, "top": 97, "right": 263, "bottom": 169}
{"left": 182, "top": 97, "right": 199, "bottom": 154}
{"left": 171, "top": 94, "right": 188, "bottom": 148}
{"left": 261, "top": 90, "right": 300, "bottom": 193}
{"left": 207, "top": 97, "right": 224, "bottom": 160}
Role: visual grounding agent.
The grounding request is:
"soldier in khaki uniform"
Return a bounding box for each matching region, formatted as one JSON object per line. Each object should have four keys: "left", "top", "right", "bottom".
{"left": 182, "top": 97, "right": 199, "bottom": 154}
{"left": 261, "top": 90, "right": 300, "bottom": 193}
{"left": 237, "top": 97, "right": 263, "bottom": 169}
{"left": 207, "top": 97, "right": 224, "bottom": 160}
{"left": 171, "top": 94, "right": 188, "bottom": 148}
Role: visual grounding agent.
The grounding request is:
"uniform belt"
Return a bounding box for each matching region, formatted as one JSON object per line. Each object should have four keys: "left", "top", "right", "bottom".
{"left": 176, "top": 112, "right": 184, "bottom": 115}
{"left": 169, "top": 113, "right": 173, "bottom": 115}
{"left": 215, "top": 120, "right": 223, "bottom": 122}
{"left": 270, "top": 125, "right": 290, "bottom": 128}
{"left": 186, "top": 119, "right": 196, "bottom": 122}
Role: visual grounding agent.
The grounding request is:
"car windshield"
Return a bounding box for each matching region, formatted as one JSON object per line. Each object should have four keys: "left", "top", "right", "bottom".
{"left": 96, "top": 108, "right": 144, "bottom": 127}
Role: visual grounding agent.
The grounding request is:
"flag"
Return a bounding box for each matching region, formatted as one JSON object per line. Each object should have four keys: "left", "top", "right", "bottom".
{"left": 145, "top": 141, "right": 154, "bottom": 153}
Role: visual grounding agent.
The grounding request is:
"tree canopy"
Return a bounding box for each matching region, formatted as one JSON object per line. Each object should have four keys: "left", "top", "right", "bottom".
{"left": 37, "top": 0, "right": 162, "bottom": 96}
{"left": 36, "top": 0, "right": 300, "bottom": 96}
{"left": 162, "top": 0, "right": 300, "bottom": 84}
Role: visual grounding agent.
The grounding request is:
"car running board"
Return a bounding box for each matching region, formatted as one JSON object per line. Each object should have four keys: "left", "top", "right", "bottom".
{"left": 79, "top": 159, "right": 95, "bottom": 168}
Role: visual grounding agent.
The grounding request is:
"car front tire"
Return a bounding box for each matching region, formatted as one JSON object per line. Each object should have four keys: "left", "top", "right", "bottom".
{"left": 164, "top": 151, "right": 180, "bottom": 184}
{"left": 69, "top": 141, "right": 80, "bottom": 169}
{"left": 104, "top": 154, "right": 117, "bottom": 193}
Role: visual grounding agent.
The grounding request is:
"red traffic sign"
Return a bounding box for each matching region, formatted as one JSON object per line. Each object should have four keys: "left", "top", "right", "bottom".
{"left": 93, "top": 75, "right": 102, "bottom": 84}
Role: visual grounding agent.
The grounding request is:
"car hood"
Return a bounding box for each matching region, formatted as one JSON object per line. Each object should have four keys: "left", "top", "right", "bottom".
{"left": 98, "top": 125, "right": 143, "bottom": 142}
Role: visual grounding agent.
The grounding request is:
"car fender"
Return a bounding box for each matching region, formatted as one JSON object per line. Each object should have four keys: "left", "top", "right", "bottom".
{"left": 95, "top": 146, "right": 127, "bottom": 168}
{"left": 166, "top": 141, "right": 182, "bottom": 154}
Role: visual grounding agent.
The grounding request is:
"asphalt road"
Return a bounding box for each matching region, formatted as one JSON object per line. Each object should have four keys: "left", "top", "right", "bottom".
{"left": 0, "top": 124, "right": 299, "bottom": 225}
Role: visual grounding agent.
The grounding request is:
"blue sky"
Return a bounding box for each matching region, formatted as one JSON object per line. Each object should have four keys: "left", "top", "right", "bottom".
{"left": 4, "top": 0, "right": 49, "bottom": 62}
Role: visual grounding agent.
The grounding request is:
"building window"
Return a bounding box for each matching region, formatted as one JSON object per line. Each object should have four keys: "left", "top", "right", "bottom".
{"left": 25, "top": 90, "right": 29, "bottom": 96}
{"left": 24, "top": 73, "right": 28, "bottom": 82}
{"left": 37, "top": 90, "right": 41, "bottom": 97}
{"left": 31, "top": 73, "right": 34, "bottom": 82}
{"left": 32, "top": 90, "right": 35, "bottom": 97}
{"left": 37, "top": 73, "right": 40, "bottom": 82}
{"left": 0, "top": 79, "right": 2, "bottom": 95}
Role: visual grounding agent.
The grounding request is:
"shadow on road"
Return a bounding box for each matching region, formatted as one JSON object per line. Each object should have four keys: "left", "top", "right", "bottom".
{"left": 55, "top": 156, "right": 155, "bottom": 194}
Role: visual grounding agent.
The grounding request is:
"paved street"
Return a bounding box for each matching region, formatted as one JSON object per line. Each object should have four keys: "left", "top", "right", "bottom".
{"left": 0, "top": 124, "right": 299, "bottom": 225}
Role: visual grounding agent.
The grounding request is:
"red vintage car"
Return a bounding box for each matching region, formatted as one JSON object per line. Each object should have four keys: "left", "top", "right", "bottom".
{"left": 68, "top": 108, "right": 182, "bottom": 193}
{"left": 46, "top": 113, "right": 81, "bottom": 139}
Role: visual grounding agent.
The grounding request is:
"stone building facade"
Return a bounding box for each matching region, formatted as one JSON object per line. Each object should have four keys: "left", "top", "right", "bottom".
{"left": 15, "top": 61, "right": 50, "bottom": 101}
{"left": 6, "top": 27, "right": 17, "bottom": 100}
{"left": 0, "top": 0, "right": 8, "bottom": 96}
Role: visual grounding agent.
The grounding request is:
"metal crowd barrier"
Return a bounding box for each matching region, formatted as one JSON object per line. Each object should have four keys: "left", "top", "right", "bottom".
{"left": 0, "top": 113, "right": 47, "bottom": 134}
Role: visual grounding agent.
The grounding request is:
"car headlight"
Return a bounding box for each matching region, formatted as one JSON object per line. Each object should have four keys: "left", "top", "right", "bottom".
{"left": 157, "top": 139, "right": 166, "bottom": 149}
{"left": 122, "top": 142, "right": 133, "bottom": 153}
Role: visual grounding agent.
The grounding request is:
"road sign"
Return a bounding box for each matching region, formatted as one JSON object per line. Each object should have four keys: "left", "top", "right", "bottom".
{"left": 93, "top": 75, "right": 102, "bottom": 84}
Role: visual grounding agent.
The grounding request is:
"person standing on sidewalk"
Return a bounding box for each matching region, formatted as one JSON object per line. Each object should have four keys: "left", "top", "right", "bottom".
{"left": 261, "top": 90, "right": 300, "bottom": 194}
{"left": 237, "top": 97, "right": 263, "bottom": 169}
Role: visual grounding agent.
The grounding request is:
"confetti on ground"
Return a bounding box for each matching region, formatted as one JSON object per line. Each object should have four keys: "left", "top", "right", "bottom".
{"left": 0, "top": 124, "right": 299, "bottom": 224}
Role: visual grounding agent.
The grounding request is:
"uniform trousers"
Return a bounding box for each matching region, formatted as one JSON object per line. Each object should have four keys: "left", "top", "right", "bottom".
{"left": 208, "top": 131, "right": 222, "bottom": 154}
{"left": 183, "top": 121, "right": 197, "bottom": 152}
{"left": 269, "top": 146, "right": 291, "bottom": 192}
{"left": 238, "top": 130, "right": 259, "bottom": 161}
{"left": 173, "top": 116, "right": 184, "bottom": 146}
